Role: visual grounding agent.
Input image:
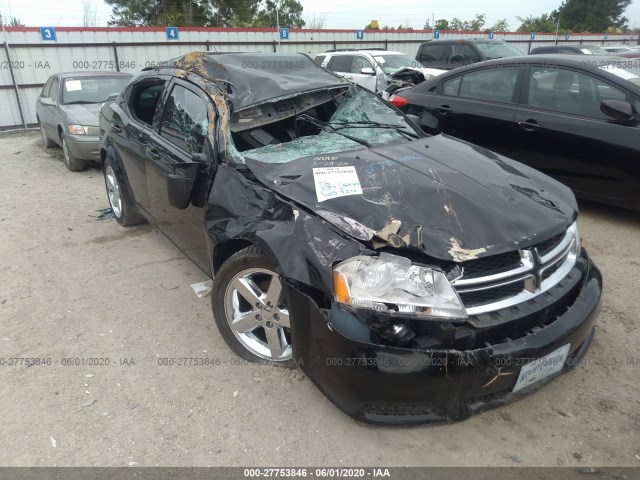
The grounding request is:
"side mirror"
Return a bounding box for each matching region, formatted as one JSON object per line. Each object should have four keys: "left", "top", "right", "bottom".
{"left": 361, "top": 67, "right": 376, "bottom": 75}
{"left": 105, "top": 92, "right": 119, "bottom": 103}
{"left": 601, "top": 99, "right": 636, "bottom": 123}
{"left": 166, "top": 152, "right": 212, "bottom": 209}
{"left": 39, "top": 97, "right": 55, "bottom": 107}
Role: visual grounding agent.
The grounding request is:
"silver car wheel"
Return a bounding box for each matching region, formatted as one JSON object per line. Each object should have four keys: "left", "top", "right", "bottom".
{"left": 105, "top": 165, "right": 123, "bottom": 218}
{"left": 224, "top": 267, "right": 292, "bottom": 361}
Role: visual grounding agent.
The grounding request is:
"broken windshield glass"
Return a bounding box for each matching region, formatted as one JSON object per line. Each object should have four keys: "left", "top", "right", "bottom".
{"left": 228, "top": 86, "right": 420, "bottom": 165}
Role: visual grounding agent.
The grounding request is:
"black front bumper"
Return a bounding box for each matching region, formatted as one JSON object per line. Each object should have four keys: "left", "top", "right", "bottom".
{"left": 285, "top": 250, "right": 602, "bottom": 425}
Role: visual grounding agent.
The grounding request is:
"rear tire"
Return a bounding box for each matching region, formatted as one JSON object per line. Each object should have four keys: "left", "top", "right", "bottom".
{"left": 61, "top": 133, "right": 86, "bottom": 172}
{"left": 103, "top": 157, "right": 145, "bottom": 226}
{"left": 39, "top": 122, "right": 56, "bottom": 148}
{"left": 211, "top": 246, "right": 294, "bottom": 367}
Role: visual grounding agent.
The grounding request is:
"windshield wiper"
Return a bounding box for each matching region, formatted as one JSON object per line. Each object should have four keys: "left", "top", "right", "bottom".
{"left": 329, "top": 120, "right": 421, "bottom": 139}
{"left": 295, "top": 114, "right": 372, "bottom": 147}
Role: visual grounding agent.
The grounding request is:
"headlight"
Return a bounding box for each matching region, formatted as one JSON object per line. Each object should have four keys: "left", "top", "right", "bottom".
{"left": 333, "top": 253, "right": 467, "bottom": 320}
{"left": 68, "top": 125, "right": 87, "bottom": 135}
{"left": 571, "top": 221, "right": 580, "bottom": 255}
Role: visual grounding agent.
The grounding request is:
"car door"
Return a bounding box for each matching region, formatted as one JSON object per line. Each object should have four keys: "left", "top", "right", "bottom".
{"left": 512, "top": 65, "right": 639, "bottom": 204}
{"left": 36, "top": 77, "right": 54, "bottom": 134}
{"left": 427, "top": 65, "right": 524, "bottom": 154}
{"left": 347, "top": 55, "right": 378, "bottom": 92}
{"left": 145, "top": 79, "right": 213, "bottom": 271}
{"left": 40, "top": 77, "right": 59, "bottom": 140}
{"left": 116, "top": 76, "right": 169, "bottom": 210}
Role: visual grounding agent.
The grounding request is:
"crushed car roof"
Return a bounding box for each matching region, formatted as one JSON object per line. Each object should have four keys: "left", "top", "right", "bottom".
{"left": 159, "top": 52, "right": 347, "bottom": 111}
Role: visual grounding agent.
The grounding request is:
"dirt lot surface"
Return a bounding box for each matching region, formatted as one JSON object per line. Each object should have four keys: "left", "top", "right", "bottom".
{"left": 0, "top": 131, "right": 639, "bottom": 467}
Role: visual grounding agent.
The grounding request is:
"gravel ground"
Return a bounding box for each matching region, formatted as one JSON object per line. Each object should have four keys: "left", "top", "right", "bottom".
{"left": 0, "top": 131, "right": 639, "bottom": 467}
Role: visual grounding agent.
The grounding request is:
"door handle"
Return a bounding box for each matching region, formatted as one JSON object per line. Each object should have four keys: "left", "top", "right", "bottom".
{"left": 138, "top": 133, "right": 150, "bottom": 144}
{"left": 436, "top": 105, "right": 452, "bottom": 115}
{"left": 518, "top": 119, "right": 542, "bottom": 132}
{"left": 112, "top": 124, "right": 122, "bottom": 133}
{"left": 148, "top": 148, "right": 161, "bottom": 160}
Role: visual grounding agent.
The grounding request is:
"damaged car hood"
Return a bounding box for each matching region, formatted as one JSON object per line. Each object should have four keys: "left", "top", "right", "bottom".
{"left": 244, "top": 135, "right": 577, "bottom": 262}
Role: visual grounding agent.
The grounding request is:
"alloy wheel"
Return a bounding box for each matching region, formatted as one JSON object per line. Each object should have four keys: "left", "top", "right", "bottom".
{"left": 224, "top": 268, "right": 292, "bottom": 361}
{"left": 105, "top": 165, "right": 123, "bottom": 218}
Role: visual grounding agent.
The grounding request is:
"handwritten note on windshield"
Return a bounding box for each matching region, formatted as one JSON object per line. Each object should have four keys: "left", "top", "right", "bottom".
{"left": 313, "top": 166, "right": 363, "bottom": 203}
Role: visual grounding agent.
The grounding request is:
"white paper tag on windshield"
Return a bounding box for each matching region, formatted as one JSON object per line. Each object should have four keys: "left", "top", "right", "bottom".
{"left": 313, "top": 166, "right": 363, "bottom": 202}
{"left": 599, "top": 65, "right": 639, "bottom": 80}
{"left": 65, "top": 80, "right": 82, "bottom": 91}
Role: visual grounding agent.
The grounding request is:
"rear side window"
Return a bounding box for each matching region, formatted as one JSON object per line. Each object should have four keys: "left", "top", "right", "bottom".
{"left": 327, "top": 55, "right": 353, "bottom": 73}
{"left": 129, "top": 80, "right": 166, "bottom": 126}
{"left": 160, "top": 84, "right": 209, "bottom": 153}
{"left": 41, "top": 77, "right": 54, "bottom": 98}
{"left": 419, "top": 43, "right": 450, "bottom": 62}
{"left": 313, "top": 55, "right": 326, "bottom": 66}
{"left": 458, "top": 67, "right": 520, "bottom": 103}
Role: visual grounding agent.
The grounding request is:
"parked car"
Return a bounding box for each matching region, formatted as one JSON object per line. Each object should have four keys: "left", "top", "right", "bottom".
{"left": 99, "top": 52, "right": 601, "bottom": 425}
{"left": 602, "top": 45, "right": 636, "bottom": 54}
{"left": 389, "top": 55, "right": 640, "bottom": 209}
{"left": 530, "top": 45, "right": 610, "bottom": 55}
{"left": 36, "top": 71, "right": 132, "bottom": 171}
{"left": 415, "top": 39, "right": 524, "bottom": 70}
{"left": 615, "top": 50, "right": 640, "bottom": 58}
{"left": 314, "top": 49, "right": 445, "bottom": 95}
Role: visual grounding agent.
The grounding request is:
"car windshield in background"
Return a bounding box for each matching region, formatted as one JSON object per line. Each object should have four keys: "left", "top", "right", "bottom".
{"left": 62, "top": 76, "right": 131, "bottom": 105}
{"left": 581, "top": 46, "right": 609, "bottom": 55}
{"left": 374, "top": 54, "right": 423, "bottom": 74}
{"left": 229, "top": 86, "right": 421, "bottom": 165}
{"left": 599, "top": 63, "right": 640, "bottom": 86}
{"left": 474, "top": 42, "right": 524, "bottom": 59}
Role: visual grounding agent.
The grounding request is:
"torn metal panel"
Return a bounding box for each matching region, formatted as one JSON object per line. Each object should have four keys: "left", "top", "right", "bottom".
{"left": 162, "top": 52, "right": 347, "bottom": 111}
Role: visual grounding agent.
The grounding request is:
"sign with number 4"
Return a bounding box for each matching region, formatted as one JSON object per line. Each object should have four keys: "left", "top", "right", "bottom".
{"left": 166, "top": 27, "right": 179, "bottom": 40}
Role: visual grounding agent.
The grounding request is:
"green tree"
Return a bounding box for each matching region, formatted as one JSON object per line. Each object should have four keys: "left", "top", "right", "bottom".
{"left": 0, "top": 13, "right": 24, "bottom": 26}
{"left": 434, "top": 19, "right": 449, "bottom": 30}
{"left": 105, "top": 0, "right": 212, "bottom": 26}
{"left": 552, "top": 0, "right": 632, "bottom": 31}
{"left": 516, "top": 14, "right": 558, "bottom": 32}
{"left": 487, "top": 19, "right": 509, "bottom": 32}
{"left": 449, "top": 14, "right": 486, "bottom": 31}
{"left": 254, "top": 0, "right": 305, "bottom": 28}
{"left": 208, "top": 0, "right": 260, "bottom": 27}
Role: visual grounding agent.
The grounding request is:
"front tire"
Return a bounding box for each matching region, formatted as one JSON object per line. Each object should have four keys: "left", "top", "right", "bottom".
{"left": 61, "top": 133, "right": 86, "bottom": 172}
{"left": 103, "top": 157, "right": 145, "bottom": 226}
{"left": 211, "top": 246, "right": 293, "bottom": 365}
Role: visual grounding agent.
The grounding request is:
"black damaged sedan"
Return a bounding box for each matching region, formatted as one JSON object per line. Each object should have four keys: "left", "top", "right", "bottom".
{"left": 99, "top": 52, "right": 602, "bottom": 425}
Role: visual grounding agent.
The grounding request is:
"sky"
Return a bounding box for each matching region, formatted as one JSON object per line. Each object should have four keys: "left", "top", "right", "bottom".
{"left": 0, "top": 0, "right": 638, "bottom": 31}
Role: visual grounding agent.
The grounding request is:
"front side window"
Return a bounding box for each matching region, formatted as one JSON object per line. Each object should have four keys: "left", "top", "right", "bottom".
{"left": 458, "top": 67, "right": 520, "bottom": 103}
{"left": 442, "top": 76, "right": 462, "bottom": 96}
{"left": 41, "top": 78, "right": 54, "bottom": 98}
{"left": 448, "top": 44, "right": 479, "bottom": 64}
{"left": 49, "top": 78, "right": 59, "bottom": 103}
{"left": 129, "top": 80, "right": 166, "bottom": 126}
{"left": 160, "top": 85, "right": 209, "bottom": 153}
{"left": 314, "top": 55, "right": 326, "bottom": 66}
{"left": 327, "top": 55, "right": 353, "bottom": 73}
{"left": 528, "top": 67, "right": 627, "bottom": 119}
{"left": 351, "top": 56, "right": 374, "bottom": 74}
{"left": 61, "top": 76, "right": 131, "bottom": 105}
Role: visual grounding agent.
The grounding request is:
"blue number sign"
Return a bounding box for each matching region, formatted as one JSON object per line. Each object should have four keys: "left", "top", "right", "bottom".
{"left": 40, "top": 27, "right": 57, "bottom": 41}
{"left": 166, "top": 27, "right": 179, "bottom": 40}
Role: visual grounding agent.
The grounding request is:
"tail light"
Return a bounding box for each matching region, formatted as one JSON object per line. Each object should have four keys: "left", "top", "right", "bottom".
{"left": 389, "top": 94, "right": 408, "bottom": 108}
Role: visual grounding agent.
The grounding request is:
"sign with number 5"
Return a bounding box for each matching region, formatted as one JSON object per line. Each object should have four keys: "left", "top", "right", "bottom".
{"left": 40, "top": 27, "right": 57, "bottom": 41}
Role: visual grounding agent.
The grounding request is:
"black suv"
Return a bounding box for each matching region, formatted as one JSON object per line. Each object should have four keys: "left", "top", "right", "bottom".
{"left": 416, "top": 39, "right": 524, "bottom": 70}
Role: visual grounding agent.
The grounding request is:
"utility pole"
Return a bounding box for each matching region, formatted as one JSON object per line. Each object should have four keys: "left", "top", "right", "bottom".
{"left": 276, "top": 6, "right": 280, "bottom": 52}
{"left": 432, "top": 12, "right": 435, "bottom": 30}
{"left": 555, "top": 18, "right": 560, "bottom": 45}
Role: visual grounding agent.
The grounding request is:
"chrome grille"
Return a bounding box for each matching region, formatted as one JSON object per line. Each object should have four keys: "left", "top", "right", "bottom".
{"left": 451, "top": 223, "right": 579, "bottom": 316}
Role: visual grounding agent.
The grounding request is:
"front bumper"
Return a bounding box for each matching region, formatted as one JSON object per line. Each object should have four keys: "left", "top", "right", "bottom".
{"left": 285, "top": 250, "right": 602, "bottom": 425}
{"left": 66, "top": 134, "right": 100, "bottom": 161}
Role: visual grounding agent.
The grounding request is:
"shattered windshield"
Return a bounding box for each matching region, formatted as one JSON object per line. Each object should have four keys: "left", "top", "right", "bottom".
{"left": 374, "top": 55, "right": 423, "bottom": 75}
{"left": 228, "top": 86, "right": 422, "bottom": 164}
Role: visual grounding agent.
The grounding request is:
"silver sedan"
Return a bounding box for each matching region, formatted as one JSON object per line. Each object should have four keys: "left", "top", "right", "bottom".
{"left": 36, "top": 72, "right": 132, "bottom": 171}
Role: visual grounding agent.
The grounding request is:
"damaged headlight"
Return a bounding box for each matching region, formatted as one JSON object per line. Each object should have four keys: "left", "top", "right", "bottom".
{"left": 333, "top": 252, "right": 467, "bottom": 320}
